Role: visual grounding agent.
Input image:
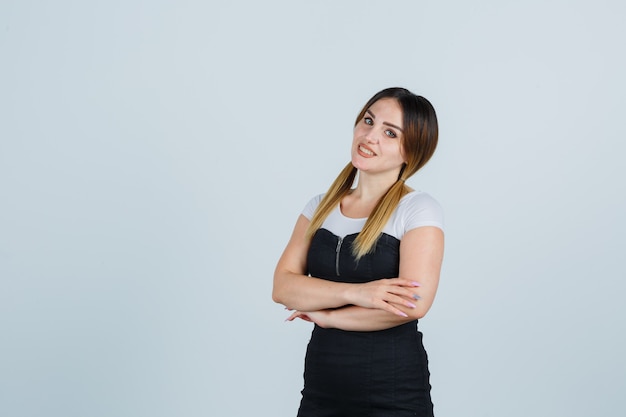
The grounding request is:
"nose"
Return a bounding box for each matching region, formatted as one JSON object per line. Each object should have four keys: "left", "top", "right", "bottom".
{"left": 366, "top": 132, "right": 380, "bottom": 144}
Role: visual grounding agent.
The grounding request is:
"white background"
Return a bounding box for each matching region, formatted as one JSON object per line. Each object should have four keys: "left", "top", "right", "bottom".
{"left": 1, "top": 1, "right": 625, "bottom": 416}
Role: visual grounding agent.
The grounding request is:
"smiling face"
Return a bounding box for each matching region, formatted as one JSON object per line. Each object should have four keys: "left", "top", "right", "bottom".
{"left": 351, "top": 98, "right": 406, "bottom": 177}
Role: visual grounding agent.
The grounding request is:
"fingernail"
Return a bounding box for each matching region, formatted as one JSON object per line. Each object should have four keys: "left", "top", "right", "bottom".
{"left": 413, "top": 294, "right": 422, "bottom": 300}
{"left": 406, "top": 302, "right": 416, "bottom": 308}
{"left": 412, "top": 281, "right": 421, "bottom": 287}
{"left": 398, "top": 312, "right": 408, "bottom": 318}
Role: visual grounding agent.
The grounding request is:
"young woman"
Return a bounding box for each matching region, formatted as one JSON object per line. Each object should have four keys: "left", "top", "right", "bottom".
{"left": 273, "top": 87, "right": 444, "bottom": 417}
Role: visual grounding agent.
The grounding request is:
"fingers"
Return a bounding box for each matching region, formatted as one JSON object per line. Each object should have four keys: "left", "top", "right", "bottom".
{"left": 285, "top": 311, "right": 313, "bottom": 322}
{"left": 285, "top": 311, "right": 300, "bottom": 321}
{"left": 383, "top": 279, "right": 423, "bottom": 303}
{"left": 385, "top": 277, "right": 421, "bottom": 288}
{"left": 349, "top": 279, "right": 422, "bottom": 312}
{"left": 376, "top": 295, "right": 415, "bottom": 317}
{"left": 372, "top": 281, "right": 419, "bottom": 302}
{"left": 382, "top": 303, "right": 410, "bottom": 318}
{"left": 366, "top": 279, "right": 424, "bottom": 317}
{"left": 298, "top": 315, "right": 313, "bottom": 322}
{"left": 373, "top": 298, "right": 418, "bottom": 318}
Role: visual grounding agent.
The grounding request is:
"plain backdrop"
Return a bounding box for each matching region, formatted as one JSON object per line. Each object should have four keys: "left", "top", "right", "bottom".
{"left": 1, "top": 1, "right": 625, "bottom": 416}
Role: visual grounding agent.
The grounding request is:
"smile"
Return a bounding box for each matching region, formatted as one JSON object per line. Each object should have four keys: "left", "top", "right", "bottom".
{"left": 359, "top": 145, "right": 376, "bottom": 156}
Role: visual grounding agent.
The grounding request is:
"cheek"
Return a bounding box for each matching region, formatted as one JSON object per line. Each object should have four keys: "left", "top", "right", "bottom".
{"left": 400, "top": 145, "right": 407, "bottom": 162}
{"left": 388, "top": 141, "right": 403, "bottom": 155}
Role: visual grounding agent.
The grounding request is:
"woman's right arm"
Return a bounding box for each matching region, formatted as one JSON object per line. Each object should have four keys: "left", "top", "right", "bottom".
{"left": 273, "top": 215, "right": 354, "bottom": 311}
{"left": 272, "top": 215, "right": 419, "bottom": 316}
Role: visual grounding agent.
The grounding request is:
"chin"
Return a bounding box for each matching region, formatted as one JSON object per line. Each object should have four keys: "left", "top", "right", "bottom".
{"left": 350, "top": 158, "right": 367, "bottom": 171}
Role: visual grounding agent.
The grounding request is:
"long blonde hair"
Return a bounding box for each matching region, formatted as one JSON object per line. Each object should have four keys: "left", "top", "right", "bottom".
{"left": 305, "top": 87, "right": 439, "bottom": 259}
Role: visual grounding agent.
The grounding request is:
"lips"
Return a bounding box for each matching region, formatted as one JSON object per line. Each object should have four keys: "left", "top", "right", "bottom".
{"left": 358, "top": 144, "right": 376, "bottom": 157}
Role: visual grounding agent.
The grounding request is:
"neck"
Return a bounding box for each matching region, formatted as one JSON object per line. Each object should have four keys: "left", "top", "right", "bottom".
{"left": 351, "top": 169, "right": 400, "bottom": 202}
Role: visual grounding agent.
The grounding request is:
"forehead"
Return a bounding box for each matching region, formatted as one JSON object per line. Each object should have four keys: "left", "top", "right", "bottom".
{"left": 368, "top": 98, "right": 403, "bottom": 124}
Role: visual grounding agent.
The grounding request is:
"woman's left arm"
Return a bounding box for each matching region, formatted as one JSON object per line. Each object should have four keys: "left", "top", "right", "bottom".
{"left": 287, "top": 226, "right": 444, "bottom": 331}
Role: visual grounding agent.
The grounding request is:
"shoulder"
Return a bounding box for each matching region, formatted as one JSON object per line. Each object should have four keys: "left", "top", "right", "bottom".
{"left": 399, "top": 190, "right": 442, "bottom": 211}
{"left": 396, "top": 191, "right": 444, "bottom": 232}
{"left": 302, "top": 193, "right": 325, "bottom": 220}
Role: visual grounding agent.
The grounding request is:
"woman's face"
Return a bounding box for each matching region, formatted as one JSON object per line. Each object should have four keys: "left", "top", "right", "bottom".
{"left": 351, "top": 98, "right": 406, "bottom": 176}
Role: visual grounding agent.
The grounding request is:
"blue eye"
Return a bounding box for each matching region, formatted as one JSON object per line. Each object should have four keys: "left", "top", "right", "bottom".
{"left": 385, "top": 129, "right": 397, "bottom": 138}
{"left": 364, "top": 117, "right": 373, "bottom": 125}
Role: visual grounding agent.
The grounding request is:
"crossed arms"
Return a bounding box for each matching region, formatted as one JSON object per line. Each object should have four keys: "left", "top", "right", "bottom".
{"left": 272, "top": 214, "right": 444, "bottom": 332}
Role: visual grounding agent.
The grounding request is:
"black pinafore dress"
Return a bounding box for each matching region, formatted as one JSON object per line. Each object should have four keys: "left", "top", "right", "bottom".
{"left": 297, "top": 228, "right": 434, "bottom": 417}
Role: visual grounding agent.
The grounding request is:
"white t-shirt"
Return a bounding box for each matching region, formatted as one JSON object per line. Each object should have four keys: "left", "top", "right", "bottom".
{"left": 302, "top": 191, "right": 444, "bottom": 240}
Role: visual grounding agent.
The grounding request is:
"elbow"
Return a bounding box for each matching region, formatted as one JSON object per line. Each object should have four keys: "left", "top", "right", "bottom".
{"left": 272, "top": 289, "right": 292, "bottom": 310}
{"left": 272, "top": 275, "right": 287, "bottom": 306}
{"left": 407, "top": 306, "right": 431, "bottom": 320}
{"left": 407, "top": 312, "right": 426, "bottom": 321}
{"left": 406, "top": 296, "right": 436, "bottom": 320}
{"left": 271, "top": 282, "right": 282, "bottom": 304}
{"left": 272, "top": 288, "right": 283, "bottom": 305}
{"left": 273, "top": 269, "right": 297, "bottom": 307}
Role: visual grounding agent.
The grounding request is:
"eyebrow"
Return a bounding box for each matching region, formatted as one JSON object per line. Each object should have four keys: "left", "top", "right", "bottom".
{"left": 366, "top": 109, "right": 404, "bottom": 132}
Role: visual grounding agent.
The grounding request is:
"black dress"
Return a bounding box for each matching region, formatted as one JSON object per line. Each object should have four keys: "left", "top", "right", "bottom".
{"left": 297, "top": 228, "right": 434, "bottom": 417}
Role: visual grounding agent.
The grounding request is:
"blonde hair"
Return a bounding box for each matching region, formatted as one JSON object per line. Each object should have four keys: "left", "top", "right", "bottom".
{"left": 305, "top": 88, "right": 439, "bottom": 259}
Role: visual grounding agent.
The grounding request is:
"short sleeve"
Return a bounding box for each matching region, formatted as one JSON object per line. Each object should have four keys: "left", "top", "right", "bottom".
{"left": 302, "top": 194, "right": 324, "bottom": 220}
{"left": 401, "top": 192, "right": 444, "bottom": 232}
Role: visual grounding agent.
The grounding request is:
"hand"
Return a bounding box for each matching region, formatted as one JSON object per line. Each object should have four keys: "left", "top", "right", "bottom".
{"left": 285, "top": 310, "right": 333, "bottom": 328}
{"left": 347, "top": 278, "right": 421, "bottom": 318}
